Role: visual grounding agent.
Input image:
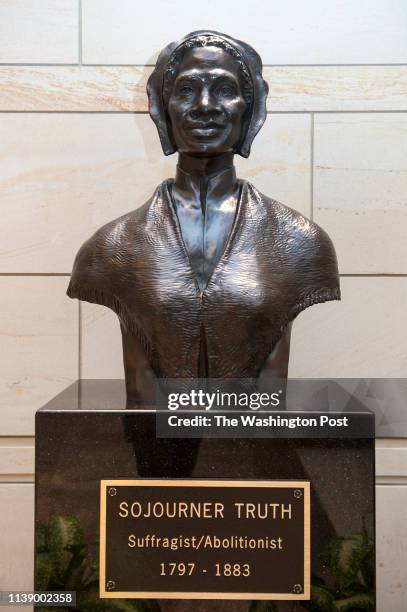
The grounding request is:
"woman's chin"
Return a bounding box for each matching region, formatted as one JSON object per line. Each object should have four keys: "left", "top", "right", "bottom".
{"left": 180, "top": 144, "right": 233, "bottom": 158}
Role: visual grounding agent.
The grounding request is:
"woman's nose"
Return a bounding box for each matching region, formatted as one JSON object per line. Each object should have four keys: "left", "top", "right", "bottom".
{"left": 193, "top": 88, "right": 218, "bottom": 115}
{"left": 198, "top": 89, "right": 211, "bottom": 110}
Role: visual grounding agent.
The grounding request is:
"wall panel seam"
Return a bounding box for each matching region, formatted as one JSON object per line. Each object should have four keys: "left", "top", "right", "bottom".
{"left": 0, "top": 273, "right": 71, "bottom": 277}
{"left": 310, "top": 113, "right": 314, "bottom": 221}
{"left": 78, "top": 0, "right": 82, "bottom": 66}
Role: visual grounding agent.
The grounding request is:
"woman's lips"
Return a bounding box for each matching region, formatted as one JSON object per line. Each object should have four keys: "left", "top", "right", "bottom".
{"left": 187, "top": 125, "right": 224, "bottom": 137}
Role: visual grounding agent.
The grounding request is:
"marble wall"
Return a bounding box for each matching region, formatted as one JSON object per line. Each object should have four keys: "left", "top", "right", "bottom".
{"left": 0, "top": 1, "right": 406, "bottom": 609}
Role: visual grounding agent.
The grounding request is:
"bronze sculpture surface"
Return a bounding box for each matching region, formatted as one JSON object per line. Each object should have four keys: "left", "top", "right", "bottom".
{"left": 67, "top": 31, "right": 340, "bottom": 398}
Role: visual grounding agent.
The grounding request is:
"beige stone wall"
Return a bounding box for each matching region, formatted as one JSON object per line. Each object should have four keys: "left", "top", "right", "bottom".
{"left": 0, "top": 1, "right": 406, "bottom": 609}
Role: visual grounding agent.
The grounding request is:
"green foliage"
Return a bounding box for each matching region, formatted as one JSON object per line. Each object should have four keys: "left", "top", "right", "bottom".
{"left": 36, "top": 552, "right": 55, "bottom": 591}
{"left": 334, "top": 593, "right": 375, "bottom": 611}
{"left": 36, "top": 516, "right": 374, "bottom": 612}
{"left": 35, "top": 515, "right": 160, "bottom": 612}
{"left": 360, "top": 541, "right": 375, "bottom": 591}
{"left": 324, "top": 533, "right": 373, "bottom": 592}
{"left": 250, "top": 529, "right": 374, "bottom": 612}
{"left": 46, "top": 515, "right": 85, "bottom": 551}
{"left": 308, "top": 585, "right": 335, "bottom": 611}
{"left": 304, "top": 530, "right": 375, "bottom": 612}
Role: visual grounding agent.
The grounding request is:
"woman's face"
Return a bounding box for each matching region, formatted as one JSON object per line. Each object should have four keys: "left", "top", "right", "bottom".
{"left": 167, "top": 46, "right": 248, "bottom": 157}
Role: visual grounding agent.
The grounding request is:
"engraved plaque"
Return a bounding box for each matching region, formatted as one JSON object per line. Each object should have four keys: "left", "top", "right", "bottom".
{"left": 100, "top": 479, "right": 310, "bottom": 600}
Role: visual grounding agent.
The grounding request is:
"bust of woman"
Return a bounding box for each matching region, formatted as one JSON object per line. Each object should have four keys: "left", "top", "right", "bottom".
{"left": 67, "top": 31, "right": 340, "bottom": 399}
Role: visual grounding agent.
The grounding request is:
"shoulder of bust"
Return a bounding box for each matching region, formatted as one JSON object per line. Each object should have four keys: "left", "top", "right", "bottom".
{"left": 246, "top": 182, "right": 341, "bottom": 319}
{"left": 248, "top": 183, "right": 336, "bottom": 260}
{"left": 75, "top": 197, "right": 152, "bottom": 261}
{"left": 66, "top": 195, "right": 154, "bottom": 300}
{"left": 93, "top": 199, "right": 151, "bottom": 247}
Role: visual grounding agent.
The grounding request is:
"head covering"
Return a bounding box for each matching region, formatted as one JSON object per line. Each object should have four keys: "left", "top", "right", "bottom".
{"left": 147, "top": 30, "right": 268, "bottom": 158}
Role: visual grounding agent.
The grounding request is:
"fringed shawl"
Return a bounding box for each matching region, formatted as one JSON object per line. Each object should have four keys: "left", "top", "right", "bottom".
{"left": 67, "top": 180, "right": 340, "bottom": 379}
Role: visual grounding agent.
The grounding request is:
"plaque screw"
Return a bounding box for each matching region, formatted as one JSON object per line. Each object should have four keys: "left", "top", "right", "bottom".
{"left": 108, "top": 487, "right": 117, "bottom": 497}
{"left": 293, "top": 489, "right": 303, "bottom": 499}
{"left": 293, "top": 584, "right": 303, "bottom": 594}
{"left": 106, "top": 580, "right": 116, "bottom": 590}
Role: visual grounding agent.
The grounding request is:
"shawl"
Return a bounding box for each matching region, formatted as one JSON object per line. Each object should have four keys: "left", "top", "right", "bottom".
{"left": 67, "top": 180, "right": 340, "bottom": 379}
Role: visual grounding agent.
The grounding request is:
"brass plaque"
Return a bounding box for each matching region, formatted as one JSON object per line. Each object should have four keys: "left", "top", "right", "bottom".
{"left": 100, "top": 479, "right": 310, "bottom": 600}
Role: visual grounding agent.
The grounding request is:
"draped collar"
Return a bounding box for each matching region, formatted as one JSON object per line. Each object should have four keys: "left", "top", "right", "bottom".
{"left": 166, "top": 168, "right": 243, "bottom": 293}
{"left": 172, "top": 164, "right": 237, "bottom": 208}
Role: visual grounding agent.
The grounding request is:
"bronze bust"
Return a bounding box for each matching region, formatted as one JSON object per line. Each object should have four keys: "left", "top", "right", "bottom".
{"left": 67, "top": 31, "right": 340, "bottom": 399}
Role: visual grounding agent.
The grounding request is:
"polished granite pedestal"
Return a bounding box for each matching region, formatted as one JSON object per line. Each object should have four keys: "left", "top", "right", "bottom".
{"left": 35, "top": 381, "right": 375, "bottom": 611}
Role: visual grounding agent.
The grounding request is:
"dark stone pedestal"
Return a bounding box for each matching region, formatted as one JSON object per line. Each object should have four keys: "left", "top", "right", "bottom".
{"left": 35, "top": 381, "right": 375, "bottom": 611}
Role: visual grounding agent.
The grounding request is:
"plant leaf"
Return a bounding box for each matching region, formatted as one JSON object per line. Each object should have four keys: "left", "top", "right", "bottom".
{"left": 46, "top": 515, "right": 85, "bottom": 551}
{"left": 75, "top": 584, "right": 106, "bottom": 612}
{"left": 64, "top": 553, "right": 89, "bottom": 590}
{"left": 48, "top": 549, "right": 74, "bottom": 585}
{"left": 360, "top": 542, "right": 375, "bottom": 590}
{"left": 334, "top": 593, "right": 375, "bottom": 611}
{"left": 327, "top": 535, "right": 370, "bottom": 590}
{"left": 309, "top": 585, "right": 335, "bottom": 611}
{"left": 341, "top": 581, "right": 368, "bottom": 596}
{"left": 36, "top": 525, "right": 48, "bottom": 553}
{"left": 35, "top": 552, "right": 54, "bottom": 590}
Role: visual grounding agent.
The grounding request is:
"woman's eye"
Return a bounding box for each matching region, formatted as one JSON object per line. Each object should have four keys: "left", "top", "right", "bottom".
{"left": 180, "top": 85, "right": 194, "bottom": 95}
{"left": 217, "top": 85, "right": 235, "bottom": 97}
